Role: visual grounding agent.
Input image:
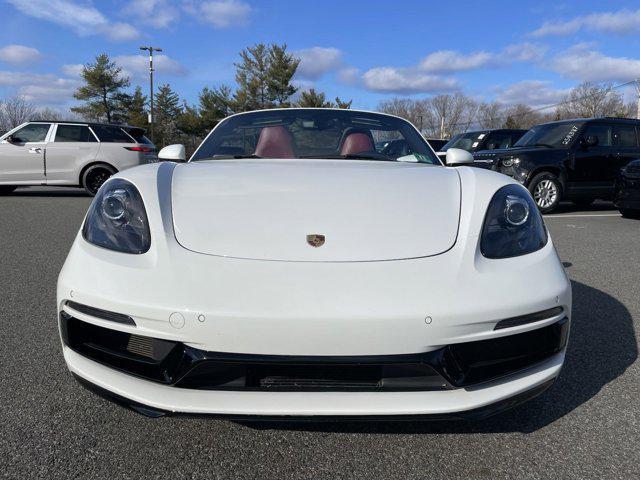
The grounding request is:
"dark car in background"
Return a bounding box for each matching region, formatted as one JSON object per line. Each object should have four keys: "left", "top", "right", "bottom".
{"left": 437, "top": 128, "right": 527, "bottom": 161}
{"left": 476, "top": 117, "right": 640, "bottom": 213}
{"left": 615, "top": 159, "right": 640, "bottom": 218}
{"left": 426, "top": 138, "right": 447, "bottom": 151}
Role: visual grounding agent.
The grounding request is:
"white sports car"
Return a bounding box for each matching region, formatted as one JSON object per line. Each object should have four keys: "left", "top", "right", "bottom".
{"left": 58, "top": 108, "right": 571, "bottom": 419}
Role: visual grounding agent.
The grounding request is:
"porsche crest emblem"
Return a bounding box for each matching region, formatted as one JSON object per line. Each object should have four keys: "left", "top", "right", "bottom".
{"left": 306, "top": 234, "right": 325, "bottom": 248}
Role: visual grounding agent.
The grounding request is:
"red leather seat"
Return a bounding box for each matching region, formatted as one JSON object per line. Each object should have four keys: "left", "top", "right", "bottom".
{"left": 340, "top": 131, "right": 374, "bottom": 155}
{"left": 254, "top": 126, "right": 295, "bottom": 158}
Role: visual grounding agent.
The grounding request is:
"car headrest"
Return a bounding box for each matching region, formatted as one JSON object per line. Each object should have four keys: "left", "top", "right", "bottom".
{"left": 340, "top": 132, "right": 374, "bottom": 156}
{"left": 254, "top": 126, "right": 295, "bottom": 158}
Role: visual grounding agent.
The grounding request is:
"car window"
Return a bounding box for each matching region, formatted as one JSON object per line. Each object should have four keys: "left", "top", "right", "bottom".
{"left": 515, "top": 122, "right": 584, "bottom": 149}
{"left": 10, "top": 123, "right": 51, "bottom": 143}
{"left": 441, "top": 132, "right": 487, "bottom": 152}
{"left": 54, "top": 125, "right": 96, "bottom": 142}
{"left": 124, "top": 128, "right": 152, "bottom": 145}
{"left": 91, "top": 125, "right": 135, "bottom": 143}
{"left": 613, "top": 125, "right": 637, "bottom": 147}
{"left": 582, "top": 124, "right": 612, "bottom": 147}
{"left": 192, "top": 110, "right": 440, "bottom": 164}
{"left": 484, "top": 132, "right": 512, "bottom": 150}
{"left": 378, "top": 133, "right": 412, "bottom": 157}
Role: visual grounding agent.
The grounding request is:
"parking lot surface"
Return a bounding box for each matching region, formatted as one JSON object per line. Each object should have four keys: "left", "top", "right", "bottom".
{"left": 1, "top": 188, "right": 638, "bottom": 479}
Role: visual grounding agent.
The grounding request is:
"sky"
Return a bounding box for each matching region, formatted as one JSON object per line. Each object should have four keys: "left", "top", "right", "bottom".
{"left": 2, "top": 0, "right": 640, "bottom": 112}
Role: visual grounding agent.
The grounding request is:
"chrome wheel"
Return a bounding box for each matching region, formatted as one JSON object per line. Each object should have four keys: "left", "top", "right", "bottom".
{"left": 533, "top": 179, "right": 558, "bottom": 208}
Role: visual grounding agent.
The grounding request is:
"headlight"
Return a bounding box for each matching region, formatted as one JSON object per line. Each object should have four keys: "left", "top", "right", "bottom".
{"left": 481, "top": 184, "right": 547, "bottom": 259}
{"left": 501, "top": 157, "right": 520, "bottom": 168}
{"left": 82, "top": 179, "right": 151, "bottom": 254}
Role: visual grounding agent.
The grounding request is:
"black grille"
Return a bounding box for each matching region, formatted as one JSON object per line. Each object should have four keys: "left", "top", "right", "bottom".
{"left": 60, "top": 313, "right": 569, "bottom": 391}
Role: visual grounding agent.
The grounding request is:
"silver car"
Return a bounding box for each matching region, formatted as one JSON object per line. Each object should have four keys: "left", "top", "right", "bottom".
{"left": 0, "top": 121, "right": 157, "bottom": 195}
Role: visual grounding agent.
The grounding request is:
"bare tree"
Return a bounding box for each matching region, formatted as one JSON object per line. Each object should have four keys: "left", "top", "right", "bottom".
{"left": 426, "top": 93, "right": 477, "bottom": 138}
{"left": 477, "top": 101, "right": 505, "bottom": 129}
{"left": 555, "top": 82, "right": 625, "bottom": 119}
{"left": 31, "top": 107, "right": 64, "bottom": 122}
{"left": 502, "top": 104, "right": 545, "bottom": 129}
{"left": 377, "top": 98, "right": 430, "bottom": 132}
{"left": 0, "top": 96, "right": 37, "bottom": 132}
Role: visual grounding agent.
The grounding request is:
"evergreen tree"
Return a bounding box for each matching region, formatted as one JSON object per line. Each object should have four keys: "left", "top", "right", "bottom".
{"left": 267, "top": 44, "right": 299, "bottom": 107}
{"left": 297, "top": 89, "right": 353, "bottom": 109}
{"left": 297, "top": 88, "right": 331, "bottom": 107}
{"left": 199, "top": 85, "right": 235, "bottom": 128}
{"left": 234, "top": 43, "right": 269, "bottom": 110}
{"left": 333, "top": 97, "right": 352, "bottom": 109}
{"left": 122, "top": 86, "right": 148, "bottom": 127}
{"left": 154, "top": 83, "right": 182, "bottom": 147}
{"left": 234, "top": 43, "right": 300, "bottom": 110}
{"left": 71, "top": 54, "right": 130, "bottom": 123}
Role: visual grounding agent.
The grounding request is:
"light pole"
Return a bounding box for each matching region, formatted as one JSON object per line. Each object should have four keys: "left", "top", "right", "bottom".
{"left": 139, "top": 46, "right": 162, "bottom": 143}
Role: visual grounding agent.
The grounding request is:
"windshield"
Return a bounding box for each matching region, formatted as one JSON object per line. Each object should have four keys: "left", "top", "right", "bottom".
{"left": 514, "top": 122, "right": 585, "bottom": 148}
{"left": 441, "top": 131, "right": 488, "bottom": 152}
{"left": 191, "top": 109, "right": 440, "bottom": 164}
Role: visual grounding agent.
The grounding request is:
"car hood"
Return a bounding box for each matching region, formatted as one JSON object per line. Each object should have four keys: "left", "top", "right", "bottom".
{"left": 171, "top": 159, "right": 461, "bottom": 262}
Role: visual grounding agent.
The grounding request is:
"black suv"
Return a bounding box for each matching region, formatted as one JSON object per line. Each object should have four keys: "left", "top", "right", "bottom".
{"left": 474, "top": 118, "right": 640, "bottom": 213}
{"left": 437, "top": 129, "right": 527, "bottom": 161}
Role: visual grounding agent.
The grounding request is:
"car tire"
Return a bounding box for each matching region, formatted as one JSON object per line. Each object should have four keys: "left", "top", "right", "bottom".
{"left": 528, "top": 172, "right": 563, "bottom": 214}
{"left": 0, "top": 186, "right": 17, "bottom": 195}
{"left": 82, "top": 164, "right": 116, "bottom": 196}
{"left": 620, "top": 208, "right": 640, "bottom": 219}
{"left": 572, "top": 198, "right": 595, "bottom": 207}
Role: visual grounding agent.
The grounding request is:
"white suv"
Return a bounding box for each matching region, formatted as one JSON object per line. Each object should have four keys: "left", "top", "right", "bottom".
{"left": 0, "top": 121, "right": 157, "bottom": 195}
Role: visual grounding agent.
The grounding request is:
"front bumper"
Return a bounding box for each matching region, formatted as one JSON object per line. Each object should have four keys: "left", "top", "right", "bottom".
{"left": 61, "top": 308, "right": 569, "bottom": 417}
{"left": 614, "top": 176, "right": 640, "bottom": 209}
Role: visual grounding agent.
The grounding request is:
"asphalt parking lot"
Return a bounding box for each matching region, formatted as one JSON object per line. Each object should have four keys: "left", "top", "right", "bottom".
{"left": 1, "top": 187, "right": 638, "bottom": 479}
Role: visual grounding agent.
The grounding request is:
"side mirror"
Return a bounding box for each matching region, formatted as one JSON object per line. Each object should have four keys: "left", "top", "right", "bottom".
{"left": 158, "top": 144, "right": 186, "bottom": 162}
{"left": 5, "top": 135, "right": 18, "bottom": 144}
{"left": 583, "top": 135, "right": 598, "bottom": 148}
{"left": 445, "top": 148, "right": 474, "bottom": 166}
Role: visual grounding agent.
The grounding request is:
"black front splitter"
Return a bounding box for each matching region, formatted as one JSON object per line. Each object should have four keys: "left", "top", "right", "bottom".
{"left": 72, "top": 373, "right": 555, "bottom": 422}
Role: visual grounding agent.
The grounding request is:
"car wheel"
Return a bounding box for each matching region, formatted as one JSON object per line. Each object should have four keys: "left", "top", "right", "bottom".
{"left": 620, "top": 208, "right": 640, "bottom": 219}
{"left": 0, "top": 186, "right": 16, "bottom": 195}
{"left": 82, "top": 165, "right": 116, "bottom": 196}
{"left": 528, "top": 172, "right": 562, "bottom": 214}
{"left": 572, "top": 198, "right": 595, "bottom": 207}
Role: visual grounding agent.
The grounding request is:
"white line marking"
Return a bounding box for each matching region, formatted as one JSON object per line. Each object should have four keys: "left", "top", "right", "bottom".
{"left": 544, "top": 213, "right": 620, "bottom": 218}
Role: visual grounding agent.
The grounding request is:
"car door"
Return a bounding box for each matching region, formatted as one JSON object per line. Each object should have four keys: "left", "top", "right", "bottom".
{"left": 612, "top": 124, "right": 639, "bottom": 174}
{"left": 570, "top": 123, "right": 615, "bottom": 196}
{"left": 45, "top": 124, "right": 100, "bottom": 184}
{"left": 0, "top": 123, "right": 51, "bottom": 184}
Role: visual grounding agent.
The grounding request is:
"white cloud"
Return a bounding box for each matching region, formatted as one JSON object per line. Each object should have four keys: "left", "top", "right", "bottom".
{"left": 419, "top": 50, "right": 494, "bottom": 73}
{"left": 124, "top": 0, "right": 178, "bottom": 28}
{"left": 294, "top": 47, "right": 342, "bottom": 80}
{"left": 0, "top": 45, "right": 42, "bottom": 66}
{"left": 417, "top": 45, "right": 546, "bottom": 74}
{"left": 107, "top": 23, "right": 139, "bottom": 41}
{"left": 503, "top": 43, "right": 548, "bottom": 63}
{"left": 531, "top": 9, "right": 640, "bottom": 37}
{"left": 186, "top": 0, "right": 251, "bottom": 28}
{"left": 0, "top": 70, "right": 80, "bottom": 105}
{"left": 114, "top": 54, "right": 186, "bottom": 78}
{"left": 337, "top": 67, "right": 360, "bottom": 85}
{"left": 548, "top": 45, "right": 640, "bottom": 82}
{"left": 61, "top": 64, "right": 84, "bottom": 77}
{"left": 6, "top": 0, "right": 139, "bottom": 41}
{"left": 495, "top": 80, "right": 571, "bottom": 107}
{"left": 362, "top": 67, "right": 459, "bottom": 94}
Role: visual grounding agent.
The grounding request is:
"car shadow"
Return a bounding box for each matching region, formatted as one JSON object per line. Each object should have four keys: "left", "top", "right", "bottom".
{"left": 239, "top": 280, "right": 636, "bottom": 434}
{"left": 4, "top": 187, "right": 90, "bottom": 197}
{"left": 551, "top": 201, "right": 616, "bottom": 214}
